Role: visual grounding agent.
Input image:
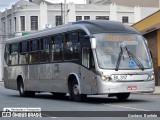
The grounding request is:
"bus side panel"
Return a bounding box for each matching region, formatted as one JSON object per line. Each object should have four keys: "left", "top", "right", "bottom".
{"left": 61, "top": 63, "right": 92, "bottom": 94}
{"left": 4, "top": 66, "right": 28, "bottom": 91}
{"left": 80, "top": 66, "right": 93, "bottom": 94}
{"left": 61, "top": 63, "right": 79, "bottom": 93}
{"left": 38, "top": 63, "right": 62, "bottom": 92}
{"left": 4, "top": 67, "right": 9, "bottom": 89}
{"left": 27, "top": 64, "right": 42, "bottom": 91}
{"left": 27, "top": 64, "right": 63, "bottom": 92}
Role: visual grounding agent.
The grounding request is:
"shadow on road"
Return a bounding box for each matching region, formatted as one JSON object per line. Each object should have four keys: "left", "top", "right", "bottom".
{"left": 8, "top": 93, "right": 151, "bottom": 104}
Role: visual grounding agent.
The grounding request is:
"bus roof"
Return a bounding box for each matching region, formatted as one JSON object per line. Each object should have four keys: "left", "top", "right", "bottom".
{"left": 6, "top": 20, "right": 141, "bottom": 43}
{"left": 73, "top": 20, "right": 141, "bottom": 35}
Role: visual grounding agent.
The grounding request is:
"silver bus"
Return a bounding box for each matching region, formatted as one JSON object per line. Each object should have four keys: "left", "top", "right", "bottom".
{"left": 4, "top": 20, "right": 155, "bottom": 101}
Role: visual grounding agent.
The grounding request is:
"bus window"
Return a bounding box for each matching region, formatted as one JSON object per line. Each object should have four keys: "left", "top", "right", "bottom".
{"left": 30, "top": 39, "right": 39, "bottom": 63}
{"left": 79, "top": 30, "right": 90, "bottom": 45}
{"left": 90, "top": 52, "right": 95, "bottom": 70}
{"left": 51, "top": 35, "right": 63, "bottom": 61}
{"left": 64, "top": 32, "right": 79, "bottom": 60}
{"left": 9, "top": 43, "right": 19, "bottom": 65}
{"left": 40, "top": 37, "right": 50, "bottom": 62}
{"left": 19, "top": 41, "right": 29, "bottom": 64}
{"left": 82, "top": 46, "right": 90, "bottom": 68}
{"left": 4, "top": 44, "right": 10, "bottom": 65}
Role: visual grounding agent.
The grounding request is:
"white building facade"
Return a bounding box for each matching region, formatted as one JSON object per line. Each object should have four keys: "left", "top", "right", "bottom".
{"left": 1, "top": 0, "right": 159, "bottom": 37}
{"left": 0, "top": 0, "right": 159, "bottom": 81}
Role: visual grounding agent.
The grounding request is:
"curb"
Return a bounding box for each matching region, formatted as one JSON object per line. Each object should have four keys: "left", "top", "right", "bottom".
{"left": 131, "top": 91, "right": 160, "bottom": 95}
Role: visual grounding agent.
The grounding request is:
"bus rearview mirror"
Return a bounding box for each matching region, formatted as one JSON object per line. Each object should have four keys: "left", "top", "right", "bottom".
{"left": 91, "top": 38, "right": 96, "bottom": 49}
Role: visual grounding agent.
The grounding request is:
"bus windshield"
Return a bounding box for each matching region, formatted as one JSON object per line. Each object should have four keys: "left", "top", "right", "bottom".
{"left": 95, "top": 33, "right": 152, "bottom": 70}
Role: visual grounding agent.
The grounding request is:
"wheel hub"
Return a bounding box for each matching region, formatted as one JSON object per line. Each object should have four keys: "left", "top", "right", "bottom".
{"left": 20, "top": 84, "right": 24, "bottom": 94}
{"left": 73, "top": 85, "right": 79, "bottom": 95}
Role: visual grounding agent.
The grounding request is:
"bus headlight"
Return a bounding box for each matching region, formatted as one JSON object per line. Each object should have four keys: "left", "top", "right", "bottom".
{"left": 148, "top": 74, "right": 155, "bottom": 81}
{"left": 101, "top": 76, "right": 111, "bottom": 81}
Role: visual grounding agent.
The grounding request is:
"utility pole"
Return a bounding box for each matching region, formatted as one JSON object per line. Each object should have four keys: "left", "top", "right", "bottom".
{"left": 64, "top": 0, "right": 66, "bottom": 24}
{"left": 61, "top": 2, "right": 63, "bottom": 25}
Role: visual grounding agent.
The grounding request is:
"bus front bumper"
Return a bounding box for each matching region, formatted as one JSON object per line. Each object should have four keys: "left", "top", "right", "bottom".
{"left": 97, "top": 80, "right": 155, "bottom": 94}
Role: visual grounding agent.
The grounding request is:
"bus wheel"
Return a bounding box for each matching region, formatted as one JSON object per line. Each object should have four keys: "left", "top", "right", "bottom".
{"left": 70, "top": 79, "right": 87, "bottom": 102}
{"left": 18, "top": 80, "right": 35, "bottom": 97}
{"left": 116, "top": 93, "right": 130, "bottom": 101}
{"left": 51, "top": 92, "right": 66, "bottom": 98}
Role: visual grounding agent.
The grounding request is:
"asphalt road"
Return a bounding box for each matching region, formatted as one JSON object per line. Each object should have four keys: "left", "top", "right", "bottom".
{"left": 0, "top": 84, "right": 160, "bottom": 120}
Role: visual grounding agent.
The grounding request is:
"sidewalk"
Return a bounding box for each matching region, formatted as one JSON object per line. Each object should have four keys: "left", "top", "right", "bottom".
{"left": 0, "top": 81, "right": 160, "bottom": 94}
{"left": 0, "top": 81, "right": 4, "bottom": 86}
{"left": 152, "top": 86, "right": 160, "bottom": 95}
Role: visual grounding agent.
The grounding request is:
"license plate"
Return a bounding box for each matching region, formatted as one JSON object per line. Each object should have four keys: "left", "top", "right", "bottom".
{"left": 128, "top": 86, "right": 137, "bottom": 90}
{"left": 113, "top": 75, "right": 127, "bottom": 80}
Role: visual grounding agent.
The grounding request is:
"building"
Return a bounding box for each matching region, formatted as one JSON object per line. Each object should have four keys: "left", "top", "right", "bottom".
{"left": 133, "top": 10, "right": 160, "bottom": 86}
{"left": 87, "top": 0, "right": 160, "bottom": 7}
{"left": 96, "top": 0, "right": 160, "bottom": 7}
{"left": 0, "top": 0, "right": 159, "bottom": 81}
{"left": 86, "top": 0, "right": 102, "bottom": 4}
{"left": 0, "top": 0, "right": 159, "bottom": 38}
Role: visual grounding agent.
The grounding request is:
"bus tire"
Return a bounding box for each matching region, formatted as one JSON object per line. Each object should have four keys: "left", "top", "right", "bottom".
{"left": 69, "top": 79, "right": 87, "bottom": 102}
{"left": 116, "top": 93, "right": 130, "bottom": 101}
{"left": 18, "top": 80, "right": 35, "bottom": 97}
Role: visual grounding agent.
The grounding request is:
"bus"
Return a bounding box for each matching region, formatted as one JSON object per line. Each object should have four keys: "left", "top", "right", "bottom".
{"left": 4, "top": 20, "right": 155, "bottom": 102}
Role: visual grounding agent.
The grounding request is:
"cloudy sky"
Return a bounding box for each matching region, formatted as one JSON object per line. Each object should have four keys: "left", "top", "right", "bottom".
{"left": 0, "top": 0, "right": 86, "bottom": 11}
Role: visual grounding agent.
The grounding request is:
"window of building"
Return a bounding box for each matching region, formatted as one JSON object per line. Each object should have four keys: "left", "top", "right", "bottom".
{"left": 55, "top": 16, "right": 62, "bottom": 26}
{"left": 9, "top": 19, "right": 12, "bottom": 35}
{"left": 14, "top": 17, "right": 16, "bottom": 32}
{"left": 96, "top": 16, "right": 109, "bottom": 20}
{"left": 51, "top": 35, "right": 63, "bottom": 61}
{"left": 84, "top": 16, "right": 90, "bottom": 20}
{"left": 64, "top": 32, "right": 79, "bottom": 60}
{"left": 40, "top": 37, "right": 50, "bottom": 62}
{"left": 20, "top": 16, "right": 25, "bottom": 31}
{"left": 9, "top": 43, "right": 19, "bottom": 65}
{"left": 31, "top": 16, "right": 38, "bottom": 30}
{"left": 30, "top": 39, "right": 39, "bottom": 63}
{"left": 122, "top": 16, "right": 129, "bottom": 23}
{"left": 19, "top": 42, "right": 29, "bottom": 64}
{"left": 76, "top": 16, "right": 82, "bottom": 21}
{"left": 3, "top": 22, "right": 6, "bottom": 38}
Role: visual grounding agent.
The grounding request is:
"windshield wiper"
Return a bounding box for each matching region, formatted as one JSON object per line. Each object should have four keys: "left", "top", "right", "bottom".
{"left": 115, "top": 46, "right": 123, "bottom": 71}
{"left": 125, "top": 47, "right": 144, "bottom": 71}
{"left": 115, "top": 44, "right": 144, "bottom": 71}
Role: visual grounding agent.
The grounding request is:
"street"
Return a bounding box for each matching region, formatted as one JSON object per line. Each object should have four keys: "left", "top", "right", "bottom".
{"left": 0, "top": 83, "right": 160, "bottom": 120}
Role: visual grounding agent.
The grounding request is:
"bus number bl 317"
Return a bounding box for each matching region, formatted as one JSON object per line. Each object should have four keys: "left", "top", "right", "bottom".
{"left": 114, "top": 75, "right": 127, "bottom": 80}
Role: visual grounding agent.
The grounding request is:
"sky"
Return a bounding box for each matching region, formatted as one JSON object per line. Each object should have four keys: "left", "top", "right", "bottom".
{"left": 0, "top": 0, "right": 86, "bottom": 12}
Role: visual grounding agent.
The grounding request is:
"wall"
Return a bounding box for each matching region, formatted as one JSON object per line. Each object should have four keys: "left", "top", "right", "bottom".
{"left": 144, "top": 30, "right": 158, "bottom": 85}
{"left": 158, "top": 30, "right": 160, "bottom": 86}
{"left": 140, "top": 7, "right": 159, "bottom": 20}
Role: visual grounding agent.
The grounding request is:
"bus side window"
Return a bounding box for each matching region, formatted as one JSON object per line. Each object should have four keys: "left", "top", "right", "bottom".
{"left": 9, "top": 43, "right": 19, "bottom": 65}
{"left": 30, "top": 39, "right": 39, "bottom": 63}
{"left": 64, "top": 33, "right": 70, "bottom": 60}
{"left": 79, "top": 30, "right": 90, "bottom": 45}
{"left": 82, "top": 47, "right": 90, "bottom": 68}
{"left": 40, "top": 37, "right": 50, "bottom": 62}
{"left": 19, "top": 41, "right": 29, "bottom": 64}
{"left": 51, "top": 35, "right": 63, "bottom": 61}
{"left": 64, "top": 32, "right": 79, "bottom": 60}
{"left": 90, "top": 52, "right": 95, "bottom": 70}
{"left": 4, "top": 44, "right": 10, "bottom": 65}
